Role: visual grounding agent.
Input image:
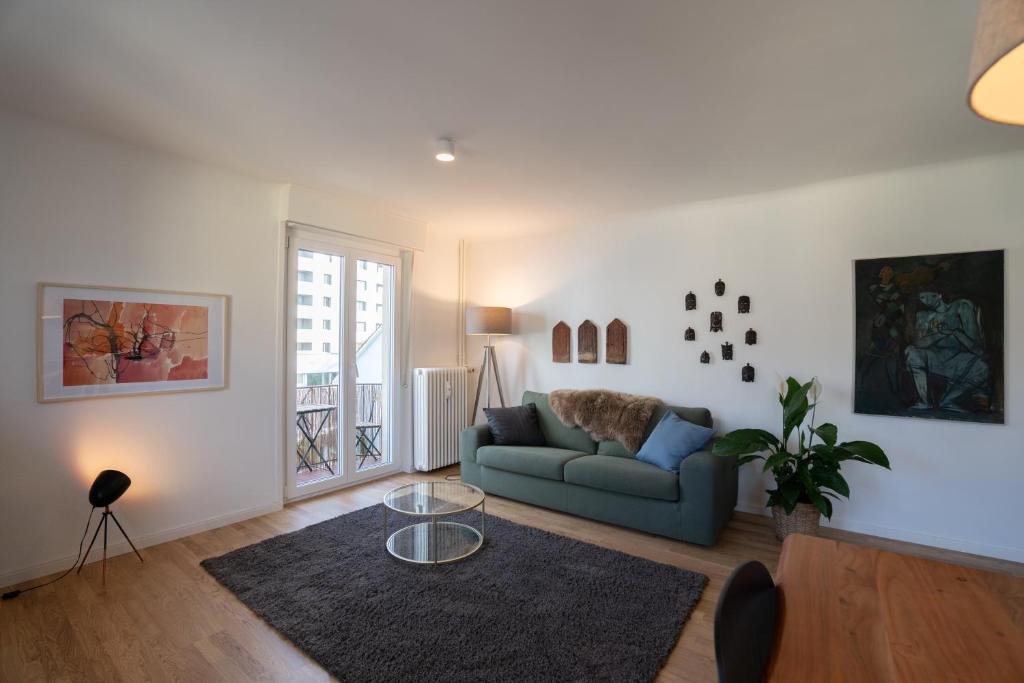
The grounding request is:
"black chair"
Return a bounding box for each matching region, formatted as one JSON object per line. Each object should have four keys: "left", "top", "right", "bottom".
{"left": 714, "top": 560, "right": 779, "bottom": 683}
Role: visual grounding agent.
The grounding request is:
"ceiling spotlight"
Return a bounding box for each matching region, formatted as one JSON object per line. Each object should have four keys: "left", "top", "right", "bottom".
{"left": 435, "top": 137, "right": 455, "bottom": 162}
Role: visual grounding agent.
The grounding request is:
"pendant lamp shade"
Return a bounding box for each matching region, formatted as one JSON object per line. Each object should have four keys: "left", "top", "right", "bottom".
{"left": 466, "top": 306, "right": 511, "bottom": 336}
{"left": 969, "top": 0, "right": 1024, "bottom": 125}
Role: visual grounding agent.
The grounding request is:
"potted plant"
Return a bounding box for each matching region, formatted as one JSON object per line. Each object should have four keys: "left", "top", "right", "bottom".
{"left": 713, "top": 377, "right": 891, "bottom": 541}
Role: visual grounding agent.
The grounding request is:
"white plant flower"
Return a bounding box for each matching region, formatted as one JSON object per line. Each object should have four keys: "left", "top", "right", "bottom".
{"left": 810, "top": 377, "right": 823, "bottom": 402}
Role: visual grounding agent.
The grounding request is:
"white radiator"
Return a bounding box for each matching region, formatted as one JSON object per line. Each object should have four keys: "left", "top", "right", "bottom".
{"left": 413, "top": 367, "right": 469, "bottom": 471}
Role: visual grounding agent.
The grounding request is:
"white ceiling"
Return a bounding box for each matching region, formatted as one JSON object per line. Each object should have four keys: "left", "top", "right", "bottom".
{"left": 1, "top": 1, "right": 1020, "bottom": 237}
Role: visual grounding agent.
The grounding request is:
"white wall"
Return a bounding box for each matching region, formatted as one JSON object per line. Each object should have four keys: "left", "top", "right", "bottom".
{"left": 0, "top": 111, "right": 285, "bottom": 585}
{"left": 0, "top": 111, "right": 460, "bottom": 585}
{"left": 412, "top": 227, "right": 461, "bottom": 369}
{"left": 465, "top": 152, "right": 1024, "bottom": 562}
{"left": 283, "top": 184, "right": 427, "bottom": 252}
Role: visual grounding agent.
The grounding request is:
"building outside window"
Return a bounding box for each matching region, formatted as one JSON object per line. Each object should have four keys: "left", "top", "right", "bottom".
{"left": 298, "top": 249, "right": 313, "bottom": 258}
{"left": 295, "top": 252, "right": 386, "bottom": 387}
{"left": 298, "top": 372, "right": 338, "bottom": 387}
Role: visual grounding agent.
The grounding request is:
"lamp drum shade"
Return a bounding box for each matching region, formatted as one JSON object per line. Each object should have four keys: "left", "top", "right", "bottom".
{"left": 969, "top": 0, "right": 1024, "bottom": 125}
{"left": 466, "top": 306, "right": 511, "bottom": 336}
{"left": 88, "top": 469, "right": 132, "bottom": 507}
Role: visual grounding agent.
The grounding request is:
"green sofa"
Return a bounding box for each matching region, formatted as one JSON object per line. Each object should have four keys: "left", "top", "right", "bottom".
{"left": 460, "top": 391, "right": 738, "bottom": 546}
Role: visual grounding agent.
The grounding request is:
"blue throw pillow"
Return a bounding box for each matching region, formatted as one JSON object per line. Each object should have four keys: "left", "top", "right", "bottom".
{"left": 635, "top": 411, "right": 715, "bottom": 473}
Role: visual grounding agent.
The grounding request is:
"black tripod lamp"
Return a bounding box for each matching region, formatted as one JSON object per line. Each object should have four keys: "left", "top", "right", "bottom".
{"left": 77, "top": 469, "right": 143, "bottom": 585}
{"left": 467, "top": 306, "right": 512, "bottom": 421}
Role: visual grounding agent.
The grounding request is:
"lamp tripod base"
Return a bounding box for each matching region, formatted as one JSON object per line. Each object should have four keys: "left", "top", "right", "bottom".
{"left": 76, "top": 506, "right": 143, "bottom": 585}
{"left": 471, "top": 344, "right": 506, "bottom": 422}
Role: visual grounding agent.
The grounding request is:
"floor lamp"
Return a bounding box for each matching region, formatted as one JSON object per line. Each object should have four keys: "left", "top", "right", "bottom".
{"left": 467, "top": 306, "right": 512, "bottom": 422}
{"left": 78, "top": 469, "right": 143, "bottom": 586}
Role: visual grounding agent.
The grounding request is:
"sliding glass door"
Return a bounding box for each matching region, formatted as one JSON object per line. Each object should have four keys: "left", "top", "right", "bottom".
{"left": 285, "top": 231, "right": 399, "bottom": 500}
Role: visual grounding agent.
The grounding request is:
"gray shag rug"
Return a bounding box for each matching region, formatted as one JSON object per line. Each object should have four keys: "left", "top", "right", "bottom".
{"left": 201, "top": 503, "right": 707, "bottom": 683}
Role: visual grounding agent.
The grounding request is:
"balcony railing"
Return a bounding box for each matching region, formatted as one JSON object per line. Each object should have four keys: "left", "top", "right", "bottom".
{"left": 296, "top": 383, "right": 383, "bottom": 481}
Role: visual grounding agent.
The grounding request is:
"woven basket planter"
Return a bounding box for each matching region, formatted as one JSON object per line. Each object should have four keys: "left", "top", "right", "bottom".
{"left": 771, "top": 503, "right": 820, "bottom": 542}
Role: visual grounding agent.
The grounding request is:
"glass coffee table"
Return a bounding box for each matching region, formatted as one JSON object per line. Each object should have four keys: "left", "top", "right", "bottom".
{"left": 382, "top": 481, "right": 485, "bottom": 564}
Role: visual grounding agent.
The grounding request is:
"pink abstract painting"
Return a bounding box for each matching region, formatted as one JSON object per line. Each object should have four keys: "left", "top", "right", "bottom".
{"left": 63, "top": 299, "right": 209, "bottom": 386}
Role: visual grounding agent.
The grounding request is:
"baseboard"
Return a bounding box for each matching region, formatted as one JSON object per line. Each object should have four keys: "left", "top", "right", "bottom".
{"left": 0, "top": 500, "right": 283, "bottom": 589}
{"left": 735, "top": 501, "right": 1024, "bottom": 564}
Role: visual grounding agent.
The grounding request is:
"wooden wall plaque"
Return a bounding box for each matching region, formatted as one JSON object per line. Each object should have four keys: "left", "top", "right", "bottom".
{"left": 606, "top": 319, "right": 627, "bottom": 364}
{"left": 578, "top": 320, "right": 598, "bottom": 363}
{"left": 552, "top": 321, "right": 571, "bottom": 363}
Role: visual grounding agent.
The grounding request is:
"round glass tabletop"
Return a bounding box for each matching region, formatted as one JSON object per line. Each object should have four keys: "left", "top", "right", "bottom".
{"left": 383, "top": 480, "right": 484, "bottom": 516}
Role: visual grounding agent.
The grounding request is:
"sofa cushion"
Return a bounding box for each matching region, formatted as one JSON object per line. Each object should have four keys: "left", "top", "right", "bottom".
{"left": 483, "top": 404, "right": 546, "bottom": 446}
{"left": 477, "top": 445, "right": 589, "bottom": 481}
{"left": 522, "top": 391, "right": 597, "bottom": 454}
{"left": 597, "top": 440, "right": 632, "bottom": 458}
{"left": 635, "top": 410, "right": 715, "bottom": 472}
{"left": 564, "top": 455, "right": 680, "bottom": 502}
{"left": 597, "top": 404, "right": 714, "bottom": 458}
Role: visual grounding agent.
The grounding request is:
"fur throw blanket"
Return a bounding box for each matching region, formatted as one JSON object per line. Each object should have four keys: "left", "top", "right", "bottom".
{"left": 549, "top": 389, "right": 663, "bottom": 452}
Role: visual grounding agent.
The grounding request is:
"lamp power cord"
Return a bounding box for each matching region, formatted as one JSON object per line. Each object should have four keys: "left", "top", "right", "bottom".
{"left": 2, "top": 507, "right": 96, "bottom": 601}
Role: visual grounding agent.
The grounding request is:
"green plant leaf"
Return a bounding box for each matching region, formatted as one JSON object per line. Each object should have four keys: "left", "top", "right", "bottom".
{"left": 779, "top": 479, "right": 801, "bottom": 508}
{"left": 781, "top": 378, "right": 813, "bottom": 443}
{"left": 812, "top": 423, "right": 838, "bottom": 447}
{"left": 811, "top": 494, "right": 833, "bottom": 519}
{"left": 814, "top": 469, "right": 850, "bottom": 497}
{"left": 839, "top": 441, "right": 891, "bottom": 469}
{"left": 736, "top": 454, "right": 765, "bottom": 467}
{"left": 809, "top": 443, "right": 840, "bottom": 467}
{"left": 763, "top": 450, "right": 794, "bottom": 473}
{"left": 712, "top": 429, "right": 780, "bottom": 457}
{"left": 797, "top": 467, "right": 833, "bottom": 519}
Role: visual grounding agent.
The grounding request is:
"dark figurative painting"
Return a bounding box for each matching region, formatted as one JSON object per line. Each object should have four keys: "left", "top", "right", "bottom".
{"left": 854, "top": 250, "right": 1004, "bottom": 424}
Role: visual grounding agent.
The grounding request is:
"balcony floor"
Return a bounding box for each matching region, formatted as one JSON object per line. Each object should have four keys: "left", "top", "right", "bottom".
{"left": 295, "top": 454, "right": 387, "bottom": 487}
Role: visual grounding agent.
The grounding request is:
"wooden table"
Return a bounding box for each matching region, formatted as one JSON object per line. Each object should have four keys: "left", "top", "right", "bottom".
{"left": 768, "top": 534, "right": 1024, "bottom": 682}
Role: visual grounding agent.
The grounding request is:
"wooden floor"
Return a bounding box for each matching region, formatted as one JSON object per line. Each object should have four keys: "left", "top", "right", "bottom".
{"left": 3, "top": 466, "right": 1021, "bottom": 682}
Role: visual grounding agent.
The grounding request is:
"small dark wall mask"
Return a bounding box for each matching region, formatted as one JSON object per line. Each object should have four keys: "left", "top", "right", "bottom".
{"left": 721, "top": 342, "right": 733, "bottom": 360}
{"left": 745, "top": 328, "right": 757, "bottom": 345}
{"left": 738, "top": 296, "right": 750, "bottom": 314}
{"left": 742, "top": 363, "right": 755, "bottom": 382}
{"left": 715, "top": 279, "right": 725, "bottom": 296}
{"left": 700, "top": 350, "right": 710, "bottom": 364}
{"left": 685, "top": 327, "right": 695, "bottom": 341}
{"left": 710, "top": 311, "right": 723, "bottom": 332}
{"left": 685, "top": 291, "right": 697, "bottom": 311}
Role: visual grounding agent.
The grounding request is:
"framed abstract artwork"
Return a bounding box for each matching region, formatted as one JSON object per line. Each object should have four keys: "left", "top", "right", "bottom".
{"left": 853, "top": 250, "right": 1003, "bottom": 424}
{"left": 38, "top": 283, "right": 229, "bottom": 402}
